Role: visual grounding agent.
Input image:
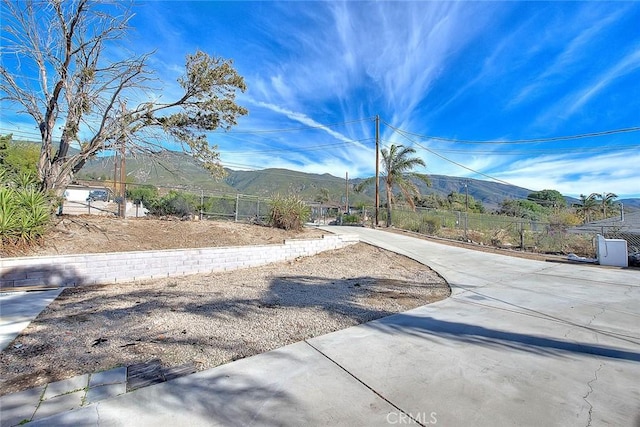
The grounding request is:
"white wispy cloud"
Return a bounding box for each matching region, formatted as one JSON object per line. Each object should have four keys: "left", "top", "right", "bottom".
{"left": 508, "top": 5, "right": 628, "bottom": 109}
{"left": 529, "top": 45, "right": 640, "bottom": 133}
{"left": 4, "top": 1, "right": 639, "bottom": 199}
{"left": 248, "top": 2, "right": 494, "bottom": 132}
{"left": 494, "top": 149, "right": 640, "bottom": 197}
{"left": 566, "top": 48, "right": 640, "bottom": 116}
{"left": 246, "top": 99, "right": 368, "bottom": 147}
{"left": 333, "top": 2, "right": 486, "bottom": 126}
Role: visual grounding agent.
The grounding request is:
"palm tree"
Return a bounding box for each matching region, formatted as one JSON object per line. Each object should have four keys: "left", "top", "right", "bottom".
{"left": 356, "top": 144, "right": 430, "bottom": 227}
{"left": 575, "top": 193, "right": 598, "bottom": 224}
{"left": 594, "top": 192, "right": 618, "bottom": 219}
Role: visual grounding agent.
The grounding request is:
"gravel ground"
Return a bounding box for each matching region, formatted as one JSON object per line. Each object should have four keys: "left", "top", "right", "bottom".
{"left": 0, "top": 217, "right": 327, "bottom": 258}
{"left": 0, "top": 242, "right": 450, "bottom": 396}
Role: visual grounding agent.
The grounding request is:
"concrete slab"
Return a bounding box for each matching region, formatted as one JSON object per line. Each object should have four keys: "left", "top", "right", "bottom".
{"left": 89, "top": 367, "right": 127, "bottom": 388}
{"left": 0, "top": 289, "right": 64, "bottom": 350}
{"left": 28, "top": 341, "right": 398, "bottom": 426}
{"left": 0, "top": 385, "right": 44, "bottom": 427}
{"left": 314, "top": 227, "right": 640, "bottom": 426}
{"left": 308, "top": 303, "right": 639, "bottom": 426}
{"left": 32, "top": 389, "right": 85, "bottom": 421}
{"left": 42, "top": 374, "right": 88, "bottom": 400}
{"left": 85, "top": 383, "right": 127, "bottom": 405}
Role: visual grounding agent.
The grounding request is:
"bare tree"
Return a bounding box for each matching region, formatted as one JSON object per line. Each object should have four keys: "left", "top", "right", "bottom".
{"left": 1, "top": 0, "right": 247, "bottom": 197}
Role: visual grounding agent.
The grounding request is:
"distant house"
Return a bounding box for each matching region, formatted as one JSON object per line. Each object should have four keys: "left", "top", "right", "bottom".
{"left": 64, "top": 184, "right": 112, "bottom": 202}
{"left": 62, "top": 184, "right": 148, "bottom": 218}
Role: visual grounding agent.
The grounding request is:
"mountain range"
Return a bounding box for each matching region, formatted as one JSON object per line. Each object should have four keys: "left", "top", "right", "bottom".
{"left": 66, "top": 150, "right": 640, "bottom": 211}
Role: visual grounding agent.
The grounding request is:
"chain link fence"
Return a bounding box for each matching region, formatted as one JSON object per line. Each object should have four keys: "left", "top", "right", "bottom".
{"left": 65, "top": 180, "right": 639, "bottom": 262}
{"left": 568, "top": 212, "right": 640, "bottom": 256}
{"left": 356, "top": 205, "right": 639, "bottom": 259}
{"left": 199, "top": 192, "right": 271, "bottom": 222}
{"left": 602, "top": 228, "right": 640, "bottom": 254}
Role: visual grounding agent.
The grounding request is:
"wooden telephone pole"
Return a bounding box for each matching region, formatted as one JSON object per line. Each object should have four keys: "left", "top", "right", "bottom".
{"left": 345, "top": 172, "right": 349, "bottom": 213}
{"left": 375, "top": 115, "right": 380, "bottom": 227}
{"left": 117, "top": 102, "right": 127, "bottom": 217}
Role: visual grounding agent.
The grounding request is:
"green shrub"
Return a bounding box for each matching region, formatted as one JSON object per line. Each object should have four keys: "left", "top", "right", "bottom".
{"left": 269, "top": 194, "right": 310, "bottom": 231}
{"left": 418, "top": 217, "right": 440, "bottom": 235}
{"left": 392, "top": 210, "right": 440, "bottom": 235}
{"left": 340, "top": 214, "right": 361, "bottom": 224}
{"left": 127, "top": 185, "right": 158, "bottom": 206}
{"left": 0, "top": 172, "right": 51, "bottom": 247}
{"left": 407, "top": 221, "right": 419, "bottom": 232}
{"left": 147, "top": 190, "right": 198, "bottom": 217}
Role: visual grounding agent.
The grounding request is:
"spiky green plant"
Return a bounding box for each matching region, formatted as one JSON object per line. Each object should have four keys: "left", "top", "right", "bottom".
{"left": 0, "top": 177, "right": 50, "bottom": 247}
{"left": 0, "top": 187, "right": 18, "bottom": 237}
{"left": 14, "top": 172, "right": 38, "bottom": 189}
{"left": 16, "top": 187, "right": 50, "bottom": 241}
{"left": 268, "top": 194, "right": 311, "bottom": 231}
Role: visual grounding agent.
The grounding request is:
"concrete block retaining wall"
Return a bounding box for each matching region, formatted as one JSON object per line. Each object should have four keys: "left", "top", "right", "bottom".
{"left": 0, "top": 234, "right": 359, "bottom": 288}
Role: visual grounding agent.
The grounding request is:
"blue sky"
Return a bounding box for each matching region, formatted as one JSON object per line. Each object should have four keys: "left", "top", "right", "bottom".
{"left": 2, "top": 1, "right": 640, "bottom": 198}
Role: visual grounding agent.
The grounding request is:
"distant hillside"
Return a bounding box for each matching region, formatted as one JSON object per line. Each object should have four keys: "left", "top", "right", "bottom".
{"left": 10, "top": 139, "right": 637, "bottom": 210}
{"left": 78, "top": 152, "right": 237, "bottom": 193}
{"left": 76, "top": 151, "right": 530, "bottom": 208}
{"left": 72, "top": 150, "right": 639, "bottom": 210}
{"left": 420, "top": 175, "right": 532, "bottom": 209}
{"left": 621, "top": 198, "right": 640, "bottom": 209}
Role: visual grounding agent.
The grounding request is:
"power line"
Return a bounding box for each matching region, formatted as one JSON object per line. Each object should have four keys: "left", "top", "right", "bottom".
{"left": 221, "top": 137, "right": 375, "bottom": 156}
{"left": 6, "top": 114, "right": 640, "bottom": 191}
{"left": 212, "top": 117, "right": 375, "bottom": 134}
{"left": 426, "top": 143, "right": 640, "bottom": 156}
{"left": 382, "top": 126, "right": 516, "bottom": 187}
{"left": 381, "top": 120, "right": 640, "bottom": 144}
{"left": 0, "top": 127, "right": 42, "bottom": 139}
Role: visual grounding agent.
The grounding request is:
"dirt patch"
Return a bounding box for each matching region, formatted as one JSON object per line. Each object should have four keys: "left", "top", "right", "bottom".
{"left": 0, "top": 217, "right": 450, "bottom": 395}
{"left": 1, "top": 216, "right": 326, "bottom": 258}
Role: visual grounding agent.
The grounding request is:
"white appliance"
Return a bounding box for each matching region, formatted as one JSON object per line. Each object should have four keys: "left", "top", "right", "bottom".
{"left": 596, "top": 234, "right": 628, "bottom": 267}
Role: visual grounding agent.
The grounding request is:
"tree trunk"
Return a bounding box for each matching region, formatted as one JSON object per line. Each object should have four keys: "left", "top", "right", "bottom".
{"left": 386, "top": 185, "right": 392, "bottom": 227}
{"left": 40, "top": 158, "right": 76, "bottom": 198}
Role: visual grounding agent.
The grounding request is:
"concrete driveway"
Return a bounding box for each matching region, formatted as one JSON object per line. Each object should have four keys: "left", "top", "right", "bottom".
{"left": 0, "top": 289, "right": 64, "bottom": 351}
{"left": 317, "top": 227, "right": 640, "bottom": 426}
{"left": 23, "top": 227, "right": 640, "bottom": 426}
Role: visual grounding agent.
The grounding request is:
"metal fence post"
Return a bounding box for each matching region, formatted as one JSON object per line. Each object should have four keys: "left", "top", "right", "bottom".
{"left": 464, "top": 211, "right": 468, "bottom": 240}
{"left": 235, "top": 194, "right": 239, "bottom": 222}
{"left": 200, "top": 190, "right": 204, "bottom": 221}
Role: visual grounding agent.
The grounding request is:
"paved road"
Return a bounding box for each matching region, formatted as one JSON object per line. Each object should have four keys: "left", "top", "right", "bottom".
{"left": 23, "top": 227, "right": 640, "bottom": 426}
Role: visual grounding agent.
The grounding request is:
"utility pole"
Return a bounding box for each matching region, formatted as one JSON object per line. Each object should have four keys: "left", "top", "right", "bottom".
{"left": 113, "top": 149, "right": 118, "bottom": 204}
{"left": 119, "top": 131, "right": 126, "bottom": 217}
{"left": 200, "top": 190, "right": 204, "bottom": 221}
{"left": 118, "top": 102, "right": 127, "bottom": 218}
{"left": 375, "top": 115, "right": 380, "bottom": 227}
{"left": 464, "top": 181, "right": 469, "bottom": 240}
{"left": 345, "top": 171, "right": 349, "bottom": 214}
{"left": 464, "top": 181, "right": 469, "bottom": 213}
